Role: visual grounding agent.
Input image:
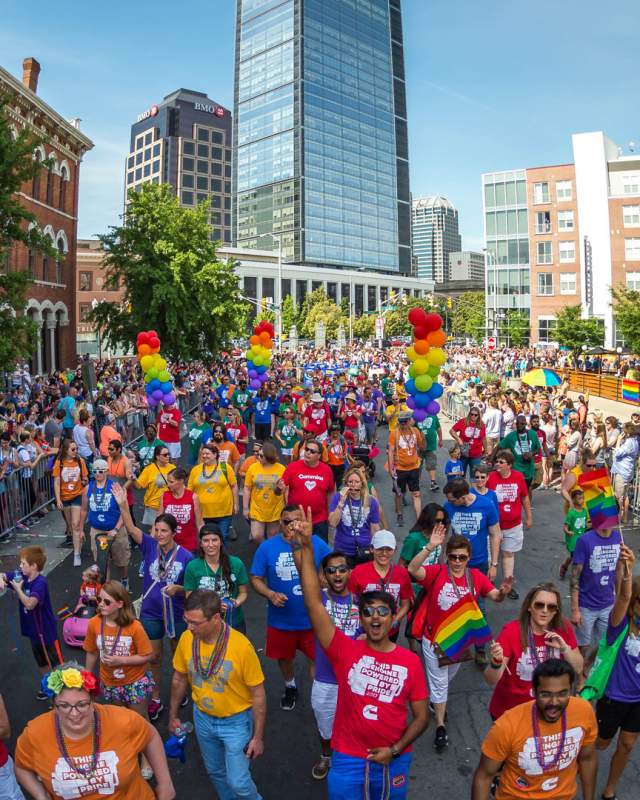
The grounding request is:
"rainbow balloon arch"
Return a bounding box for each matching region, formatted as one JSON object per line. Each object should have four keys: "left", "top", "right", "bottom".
{"left": 246, "top": 320, "right": 275, "bottom": 389}
{"left": 404, "top": 308, "right": 446, "bottom": 421}
{"left": 136, "top": 330, "right": 176, "bottom": 408}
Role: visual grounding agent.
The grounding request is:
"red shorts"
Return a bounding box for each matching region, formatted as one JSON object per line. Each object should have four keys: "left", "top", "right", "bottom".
{"left": 265, "top": 626, "right": 315, "bottom": 661}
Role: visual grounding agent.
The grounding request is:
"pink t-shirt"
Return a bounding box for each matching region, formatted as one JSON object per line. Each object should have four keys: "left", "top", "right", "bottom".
{"left": 452, "top": 419, "right": 486, "bottom": 458}
{"left": 348, "top": 561, "right": 414, "bottom": 606}
{"left": 486, "top": 469, "right": 528, "bottom": 530}
{"left": 282, "top": 460, "right": 335, "bottom": 523}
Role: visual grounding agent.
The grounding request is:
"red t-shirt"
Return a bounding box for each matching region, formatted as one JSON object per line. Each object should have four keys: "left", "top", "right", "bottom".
{"left": 342, "top": 404, "right": 362, "bottom": 429}
{"left": 532, "top": 427, "right": 546, "bottom": 464}
{"left": 324, "top": 629, "right": 428, "bottom": 757}
{"left": 162, "top": 489, "right": 198, "bottom": 551}
{"left": 226, "top": 422, "right": 248, "bottom": 455}
{"left": 304, "top": 403, "right": 331, "bottom": 437}
{"left": 157, "top": 407, "right": 181, "bottom": 444}
{"left": 282, "top": 460, "right": 335, "bottom": 523}
{"left": 418, "top": 564, "right": 494, "bottom": 641}
{"left": 489, "top": 618, "right": 578, "bottom": 720}
{"left": 0, "top": 740, "right": 7, "bottom": 768}
{"left": 349, "top": 561, "right": 414, "bottom": 606}
{"left": 486, "top": 469, "right": 528, "bottom": 530}
{"left": 452, "top": 419, "right": 486, "bottom": 458}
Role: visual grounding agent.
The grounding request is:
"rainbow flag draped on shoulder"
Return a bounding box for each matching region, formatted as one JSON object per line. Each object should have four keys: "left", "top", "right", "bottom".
{"left": 577, "top": 467, "right": 619, "bottom": 531}
{"left": 431, "top": 595, "right": 492, "bottom": 660}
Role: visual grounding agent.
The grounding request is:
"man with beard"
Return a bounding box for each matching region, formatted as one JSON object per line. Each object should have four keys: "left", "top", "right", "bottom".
{"left": 210, "top": 422, "right": 240, "bottom": 473}
{"left": 496, "top": 414, "right": 541, "bottom": 491}
{"left": 472, "top": 659, "right": 597, "bottom": 800}
{"left": 294, "top": 507, "right": 429, "bottom": 799}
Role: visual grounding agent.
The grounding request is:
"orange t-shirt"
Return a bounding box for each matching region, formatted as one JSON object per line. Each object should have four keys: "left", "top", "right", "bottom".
{"left": 83, "top": 617, "right": 152, "bottom": 687}
{"left": 15, "top": 704, "right": 155, "bottom": 799}
{"left": 239, "top": 455, "right": 258, "bottom": 478}
{"left": 52, "top": 458, "right": 88, "bottom": 500}
{"left": 217, "top": 441, "right": 240, "bottom": 468}
{"left": 482, "top": 697, "right": 597, "bottom": 800}
{"left": 327, "top": 438, "right": 348, "bottom": 466}
{"left": 388, "top": 427, "right": 424, "bottom": 471}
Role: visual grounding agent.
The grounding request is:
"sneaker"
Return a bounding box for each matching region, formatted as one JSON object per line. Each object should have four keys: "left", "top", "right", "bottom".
{"left": 148, "top": 700, "right": 164, "bottom": 721}
{"left": 396, "top": 513, "right": 404, "bottom": 527}
{"left": 180, "top": 694, "right": 189, "bottom": 708}
{"left": 434, "top": 725, "right": 448, "bottom": 751}
{"left": 430, "top": 481, "right": 440, "bottom": 492}
{"left": 36, "top": 690, "right": 49, "bottom": 701}
{"left": 508, "top": 588, "right": 520, "bottom": 600}
{"left": 59, "top": 535, "right": 73, "bottom": 548}
{"left": 311, "top": 756, "right": 331, "bottom": 780}
{"left": 280, "top": 686, "right": 297, "bottom": 711}
{"left": 73, "top": 553, "right": 81, "bottom": 567}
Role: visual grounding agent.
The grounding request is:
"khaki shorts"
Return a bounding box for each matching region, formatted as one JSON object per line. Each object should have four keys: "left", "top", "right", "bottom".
{"left": 90, "top": 526, "right": 131, "bottom": 568}
{"left": 612, "top": 473, "right": 631, "bottom": 503}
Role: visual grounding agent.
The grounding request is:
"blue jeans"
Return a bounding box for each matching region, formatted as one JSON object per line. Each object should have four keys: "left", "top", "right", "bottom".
{"left": 205, "top": 515, "right": 232, "bottom": 543}
{"left": 461, "top": 456, "right": 482, "bottom": 478}
{"left": 194, "top": 706, "right": 262, "bottom": 799}
{"left": 328, "top": 751, "right": 412, "bottom": 799}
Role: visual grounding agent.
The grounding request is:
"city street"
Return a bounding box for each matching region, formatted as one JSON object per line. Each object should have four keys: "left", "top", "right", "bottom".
{"left": 1, "top": 419, "right": 639, "bottom": 798}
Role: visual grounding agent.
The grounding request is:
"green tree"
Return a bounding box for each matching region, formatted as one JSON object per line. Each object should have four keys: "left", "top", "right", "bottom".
{"left": 352, "top": 314, "right": 375, "bottom": 340}
{"left": 88, "top": 184, "right": 246, "bottom": 360}
{"left": 611, "top": 285, "right": 640, "bottom": 354}
{"left": 300, "top": 299, "right": 346, "bottom": 339}
{"left": 505, "top": 310, "right": 530, "bottom": 346}
{"left": 451, "top": 291, "right": 485, "bottom": 341}
{"left": 295, "top": 287, "right": 327, "bottom": 330}
{"left": 0, "top": 95, "right": 57, "bottom": 371}
{"left": 281, "top": 294, "right": 296, "bottom": 334}
{"left": 554, "top": 304, "right": 605, "bottom": 352}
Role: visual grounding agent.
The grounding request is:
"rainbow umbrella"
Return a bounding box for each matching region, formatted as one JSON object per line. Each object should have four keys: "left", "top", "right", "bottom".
{"left": 522, "top": 368, "right": 562, "bottom": 387}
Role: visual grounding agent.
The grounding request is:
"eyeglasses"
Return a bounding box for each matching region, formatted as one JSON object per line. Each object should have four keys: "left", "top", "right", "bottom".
{"left": 496, "top": 459, "right": 507, "bottom": 464}
{"left": 435, "top": 517, "right": 446, "bottom": 523}
{"left": 585, "top": 462, "right": 596, "bottom": 468}
{"left": 361, "top": 605, "right": 392, "bottom": 618}
{"left": 107, "top": 447, "right": 116, "bottom": 452}
{"left": 55, "top": 700, "right": 92, "bottom": 714}
{"left": 98, "top": 596, "right": 114, "bottom": 605}
{"left": 532, "top": 601, "right": 559, "bottom": 612}
{"left": 536, "top": 690, "right": 571, "bottom": 701}
{"left": 448, "top": 553, "right": 469, "bottom": 562}
{"left": 469, "top": 413, "right": 479, "bottom": 418}
{"left": 325, "top": 565, "right": 349, "bottom": 575}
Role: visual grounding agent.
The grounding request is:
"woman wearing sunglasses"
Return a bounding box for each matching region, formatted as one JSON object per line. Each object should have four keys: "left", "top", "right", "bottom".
{"left": 135, "top": 445, "right": 174, "bottom": 528}
{"left": 484, "top": 582, "right": 582, "bottom": 721}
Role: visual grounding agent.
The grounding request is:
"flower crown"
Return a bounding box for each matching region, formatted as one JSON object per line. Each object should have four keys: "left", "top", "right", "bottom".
{"left": 40, "top": 667, "right": 99, "bottom": 698}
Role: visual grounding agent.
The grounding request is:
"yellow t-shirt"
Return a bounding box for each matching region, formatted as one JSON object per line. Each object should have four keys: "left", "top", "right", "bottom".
{"left": 385, "top": 403, "right": 410, "bottom": 432}
{"left": 188, "top": 462, "right": 236, "bottom": 518}
{"left": 173, "top": 627, "right": 264, "bottom": 717}
{"left": 244, "top": 461, "right": 285, "bottom": 522}
{"left": 136, "top": 462, "right": 174, "bottom": 509}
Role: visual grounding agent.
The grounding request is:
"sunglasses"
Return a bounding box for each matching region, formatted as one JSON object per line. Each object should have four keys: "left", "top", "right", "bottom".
{"left": 325, "top": 565, "right": 349, "bottom": 576}
{"left": 361, "top": 605, "right": 392, "bottom": 618}
{"left": 306, "top": 449, "right": 320, "bottom": 455}
{"left": 448, "top": 553, "right": 469, "bottom": 562}
{"left": 532, "top": 601, "right": 558, "bottom": 612}
{"left": 98, "top": 597, "right": 114, "bottom": 605}
{"left": 435, "top": 517, "right": 446, "bottom": 523}
{"left": 585, "top": 462, "right": 596, "bottom": 468}
{"left": 159, "top": 451, "right": 170, "bottom": 456}
{"left": 93, "top": 469, "right": 107, "bottom": 474}
{"left": 496, "top": 459, "right": 507, "bottom": 464}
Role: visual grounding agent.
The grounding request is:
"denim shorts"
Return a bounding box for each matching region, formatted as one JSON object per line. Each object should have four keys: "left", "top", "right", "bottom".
{"left": 328, "top": 750, "right": 412, "bottom": 799}
{"left": 141, "top": 614, "right": 187, "bottom": 641}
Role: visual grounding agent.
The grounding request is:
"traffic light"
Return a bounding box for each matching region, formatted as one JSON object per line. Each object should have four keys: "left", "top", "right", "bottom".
{"left": 447, "top": 296, "right": 453, "bottom": 309}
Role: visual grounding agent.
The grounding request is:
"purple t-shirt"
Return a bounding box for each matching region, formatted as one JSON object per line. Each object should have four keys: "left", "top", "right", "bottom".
{"left": 330, "top": 494, "right": 381, "bottom": 556}
{"left": 572, "top": 529, "right": 622, "bottom": 610}
{"left": 605, "top": 616, "right": 640, "bottom": 702}
{"left": 361, "top": 400, "right": 378, "bottom": 423}
{"left": 140, "top": 533, "right": 192, "bottom": 620}
{"left": 17, "top": 574, "right": 58, "bottom": 644}
{"left": 316, "top": 591, "right": 361, "bottom": 684}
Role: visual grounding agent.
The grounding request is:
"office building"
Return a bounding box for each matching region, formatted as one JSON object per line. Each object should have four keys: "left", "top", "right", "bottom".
{"left": 449, "top": 251, "right": 485, "bottom": 283}
{"left": 233, "top": 0, "right": 411, "bottom": 274}
{"left": 483, "top": 131, "right": 640, "bottom": 347}
{"left": 125, "top": 89, "right": 232, "bottom": 243}
{"left": 412, "top": 196, "right": 461, "bottom": 282}
{"left": 1, "top": 58, "right": 93, "bottom": 371}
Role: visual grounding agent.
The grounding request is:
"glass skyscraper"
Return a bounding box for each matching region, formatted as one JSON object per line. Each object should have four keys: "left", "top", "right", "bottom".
{"left": 233, "top": 0, "right": 410, "bottom": 273}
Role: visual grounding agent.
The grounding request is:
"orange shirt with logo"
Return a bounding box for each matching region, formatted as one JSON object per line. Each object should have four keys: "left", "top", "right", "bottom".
{"left": 83, "top": 617, "right": 152, "bottom": 687}
{"left": 388, "top": 427, "right": 424, "bottom": 471}
{"left": 52, "top": 457, "right": 88, "bottom": 500}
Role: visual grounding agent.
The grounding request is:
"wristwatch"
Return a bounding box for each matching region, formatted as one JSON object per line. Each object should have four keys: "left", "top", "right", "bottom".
{"left": 491, "top": 562, "right": 498, "bottom": 568}
{"left": 390, "top": 745, "right": 401, "bottom": 758}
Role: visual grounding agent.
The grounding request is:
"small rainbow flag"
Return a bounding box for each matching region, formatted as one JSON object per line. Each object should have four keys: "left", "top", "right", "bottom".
{"left": 622, "top": 379, "right": 640, "bottom": 404}
{"left": 431, "top": 595, "right": 492, "bottom": 660}
{"left": 577, "top": 467, "right": 619, "bottom": 532}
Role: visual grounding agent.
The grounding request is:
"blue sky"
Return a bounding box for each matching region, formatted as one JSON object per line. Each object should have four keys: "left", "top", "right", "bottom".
{"left": 2, "top": 0, "right": 638, "bottom": 250}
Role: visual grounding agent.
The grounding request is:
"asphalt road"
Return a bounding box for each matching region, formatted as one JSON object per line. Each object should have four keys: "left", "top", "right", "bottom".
{"left": 2, "top": 418, "right": 640, "bottom": 799}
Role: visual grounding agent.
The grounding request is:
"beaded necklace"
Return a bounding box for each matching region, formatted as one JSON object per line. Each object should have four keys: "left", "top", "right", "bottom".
{"left": 527, "top": 624, "right": 553, "bottom": 668}
{"left": 192, "top": 622, "right": 230, "bottom": 680}
{"left": 99, "top": 617, "right": 122, "bottom": 657}
{"left": 55, "top": 708, "right": 101, "bottom": 780}
{"left": 531, "top": 703, "right": 567, "bottom": 773}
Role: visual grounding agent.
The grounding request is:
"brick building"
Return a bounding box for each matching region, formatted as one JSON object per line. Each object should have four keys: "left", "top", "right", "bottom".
{"left": 76, "top": 239, "right": 125, "bottom": 357}
{"left": 1, "top": 57, "right": 93, "bottom": 372}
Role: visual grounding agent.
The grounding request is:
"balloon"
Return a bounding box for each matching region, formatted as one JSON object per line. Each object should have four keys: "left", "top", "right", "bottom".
{"left": 262, "top": 338, "right": 273, "bottom": 350}
{"left": 256, "top": 365, "right": 267, "bottom": 374}
{"left": 144, "top": 372, "right": 154, "bottom": 383}
{"left": 424, "top": 313, "right": 443, "bottom": 332}
{"left": 408, "top": 307, "right": 427, "bottom": 326}
{"left": 138, "top": 344, "right": 151, "bottom": 357}
{"left": 414, "top": 392, "right": 430, "bottom": 409}
{"left": 137, "top": 332, "right": 150, "bottom": 345}
{"left": 250, "top": 335, "right": 260, "bottom": 346}
{"left": 163, "top": 392, "right": 176, "bottom": 406}
{"left": 248, "top": 369, "right": 258, "bottom": 379}
{"left": 148, "top": 330, "right": 158, "bottom": 339}
{"left": 406, "top": 396, "right": 417, "bottom": 410}
{"left": 148, "top": 379, "right": 161, "bottom": 391}
{"left": 427, "top": 329, "right": 446, "bottom": 347}
{"left": 253, "top": 355, "right": 263, "bottom": 367}
{"left": 152, "top": 389, "right": 164, "bottom": 401}
{"left": 412, "top": 408, "right": 427, "bottom": 423}
{"left": 413, "top": 325, "right": 428, "bottom": 340}
{"left": 426, "top": 401, "right": 440, "bottom": 415}
{"left": 156, "top": 370, "right": 170, "bottom": 383}
{"left": 408, "top": 365, "right": 417, "bottom": 380}
{"left": 160, "top": 381, "right": 172, "bottom": 394}
{"left": 430, "top": 383, "right": 444, "bottom": 399}
{"left": 140, "top": 355, "right": 154, "bottom": 372}
{"left": 413, "top": 358, "right": 429, "bottom": 376}
{"left": 414, "top": 339, "right": 429, "bottom": 356}
{"left": 149, "top": 336, "right": 161, "bottom": 349}
{"left": 259, "top": 373, "right": 269, "bottom": 383}
{"left": 415, "top": 374, "right": 433, "bottom": 392}
{"left": 404, "top": 379, "right": 416, "bottom": 395}
{"left": 406, "top": 346, "right": 417, "bottom": 362}
{"left": 426, "top": 348, "right": 445, "bottom": 367}
{"left": 150, "top": 345, "right": 161, "bottom": 355}
{"left": 148, "top": 395, "right": 159, "bottom": 407}
{"left": 259, "top": 331, "right": 271, "bottom": 345}
{"left": 147, "top": 367, "right": 159, "bottom": 381}
{"left": 250, "top": 379, "right": 261, "bottom": 390}
{"left": 427, "top": 364, "right": 441, "bottom": 378}
{"left": 155, "top": 357, "right": 167, "bottom": 372}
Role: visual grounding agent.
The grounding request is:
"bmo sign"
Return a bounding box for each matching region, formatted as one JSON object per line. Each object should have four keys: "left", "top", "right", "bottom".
{"left": 194, "top": 102, "right": 225, "bottom": 117}
{"left": 137, "top": 104, "right": 158, "bottom": 123}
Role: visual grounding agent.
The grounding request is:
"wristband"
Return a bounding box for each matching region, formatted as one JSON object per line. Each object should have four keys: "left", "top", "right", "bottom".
{"left": 488, "top": 660, "right": 503, "bottom": 669}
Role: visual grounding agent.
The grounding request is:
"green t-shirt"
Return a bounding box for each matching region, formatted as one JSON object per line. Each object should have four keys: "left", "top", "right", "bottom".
{"left": 400, "top": 529, "right": 442, "bottom": 594}
{"left": 417, "top": 414, "right": 441, "bottom": 452}
{"left": 183, "top": 555, "right": 248, "bottom": 627}
{"left": 188, "top": 422, "right": 212, "bottom": 462}
{"left": 277, "top": 418, "right": 302, "bottom": 448}
{"left": 381, "top": 377, "right": 393, "bottom": 399}
{"left": 231, "top": 390, "right": 252, "bottom": 417}
{"left": 564, "top": 507, "right": 588, "bottom": 554}
{"left": 499, "top": 429, "right": 540, "bottom": 480}
{"left": 135, "top": 438, "right": 164, "bottom": 469}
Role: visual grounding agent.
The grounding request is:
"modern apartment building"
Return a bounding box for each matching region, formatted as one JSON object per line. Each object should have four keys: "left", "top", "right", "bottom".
{"left": 483, "top": 131, "right": 640, "bottom": 347}
{"left": 233, "top": 0, "right": 411, "bottom": 274}
{"left": 412, "top": 196, "right": 461, "bottom": 282}
{"left": 125, "top": 89, "right": 232, "bottom": 244}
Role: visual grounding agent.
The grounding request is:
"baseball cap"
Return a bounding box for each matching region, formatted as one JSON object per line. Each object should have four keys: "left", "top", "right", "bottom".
{"left": 371, "top": 530, "right": 397, "bottom": 550}
{"left": 93, "top": 459, "right": 108, "bottom": 471}
{"left": 311, "top": 393, "right": 323, "bottom": 402}
{"left": 398, "top": 411, "right": 413, "bottom": 422}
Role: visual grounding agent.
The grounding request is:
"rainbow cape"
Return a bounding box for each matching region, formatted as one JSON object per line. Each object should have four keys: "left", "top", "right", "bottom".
{"left": 431, "top": 595, "right": 492, "bottom": 660}
{"left": 577, "top": 467, "right": 619, "bottom": 531}
{"left": 622, "top": 379, "right": 640, "bottom": 404}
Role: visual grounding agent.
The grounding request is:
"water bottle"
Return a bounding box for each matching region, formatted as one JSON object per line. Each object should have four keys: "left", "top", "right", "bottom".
{"left": 13, "top": 569, "right": 23, "bottom": 584}
{"left": 175, "top": 721, "right": 194, "bottom": 738}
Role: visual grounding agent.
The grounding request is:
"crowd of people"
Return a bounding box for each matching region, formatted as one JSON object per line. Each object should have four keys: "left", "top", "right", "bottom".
{"left": 0, "top": 342, "right": 639, "bottom": 800}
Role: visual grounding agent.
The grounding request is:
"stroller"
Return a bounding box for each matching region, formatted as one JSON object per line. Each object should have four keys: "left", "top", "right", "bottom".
{"left": 351, "top": 444, "right": 379, "bottom": 477}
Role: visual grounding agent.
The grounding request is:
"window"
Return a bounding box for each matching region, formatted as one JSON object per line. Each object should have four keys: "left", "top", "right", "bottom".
{"left": 538, "top": 318, "right": 557, "bottom": 343}
{"left": 225, "top": 149, "right": 232, "bottom": 162}
{"left": 27, "top": 248, "right": 35, "bottom": 277}
{"left": 535, "top": 211, "right": 551, "bottom": 234}
{"left": 224, "top": 181, "right": 231, "bottom": 194}
{"left": 197, "top": 160, "right": 208, "bottom": 174}
{"left": 537, "top": 241, "right": 552, "bottom": 264}
{"left": 223, "top": 230, "right": 231, "bottom": 243}
{"left": 212, "top": 132, "right": 223, "bottom": 144}
{"left": 144, "top": 132, "right": 152, "bottom": 145}
{"left": 32, "top": 151, "right": 41, "bottom": 199}
{"left": 197, "top": 129, "right": 209, "bottom": 142}
{"left": 136, "top": 136, "right": 144, "bottom": 149}
{"left": 144, "top": 148, "right": 151, "bottom": 161}
{"left": 224, "top": 213, "right": 231, "bottom": 227}
{"left": 559, "top": 241, "right": 576, "bottom": 262}
{"left": 127, "top": 172, "right": 134, "bottom": 184}
{"left": 560, "top": 272, "right": 577, "bottom": 294}
{"left": 211, "top": 212, "right": 221, "bottom": 225}
{"left": 135, "top": 167, "right": 142, "bottom": 180}
{"left": 127, "top": 156, "right": 134, "bottom": 169}
{"left": 558, "top": 210, "right": 574, "bottom": 231}
{"left": 45, "top": 167, "right": 54, "bottom": 205}
{"left": 212, "top": 228, "right": 222, "bottom": 240}
{"left": 135, "top": 152, "right": 143, "bottom": 165}
{"left": 58, "top": 170, "right": 67, "bottom": 210}
{"left": 56, "top": 241, "right": 63, "bottom": 284}
{"left": 183, "top": 141, "right": 195, "bottom": 155}
{"left": 79, "top": 272, "right": 92, "bottom": 291}
{"left": 556, "top": 180, "right": 572, "bottom": 201}
{"left": 212, "top": 147, "right": 222, "bottom": 161}
{"left": 224, "top": 197, "right": 231, "bottom": 210}
{"left": 533, "top": 182, "right": 550, "bottom": 203}
{"left": 211, "top": 179, "right": 222, "bottom": 192}
{"left": 197, "top": 193, "right": 207, "bottom": 204}
{"left": 623, "top": 174, "right": 640, "bottom": 195}
{"left": 152, "top": 160, "right": 160, "bottom": 174}
{"left": 197, "top": 176, "right": 208, "bottom": 190}
{"left": 143, "top": 164, "right": 151, "bottom": 177}
{"left": 79, "top": 303, "right": 92, "bottom": 322}
{"left": 152, "top": 143, "right": 160, "bottom": 157}
{"left": 181, "top": 191, "right": 194, "bottom": 205}
{"left": 623, "top": 205, "right": 640, "bottom": 227}
{"left": 211, "top": 163, "right": 222, "bottom": 176}
{"left": 42, "top": 252, "right": 49, "bottom": 282}
{"left": 197, "top": 144, "right": 209, "bottom": 158}
{"left": 182, "top": 157, "right": 194, "bottom": 172}
{"left": 224, "top": 165, "right": 231, "bottom": 178}
{"left": 182, "top": 174, "right": 194, "bottom": 188}
{"left": 537, "top": 273, "right": 553, "bottom": 295}
{"left": 626, "top": 271, "right": 640, "bottom": 290}
{"left": 625, "top": 238, "right": 640, "bottom": 260}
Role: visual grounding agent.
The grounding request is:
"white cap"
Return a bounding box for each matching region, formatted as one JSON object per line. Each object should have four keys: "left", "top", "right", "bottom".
{"left": 371, "top": 530, "right": 397, "bottom": 550}
{"left": 311, "top": 393, "right": 323, "bottom": 403}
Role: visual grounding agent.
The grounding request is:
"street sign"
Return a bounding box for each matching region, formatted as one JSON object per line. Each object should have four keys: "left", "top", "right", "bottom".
{"left": 375, "top": 316, "right": 385, "bottom": 340}
{"left": 487, "top": 336, "right": 497, "bottom": 351}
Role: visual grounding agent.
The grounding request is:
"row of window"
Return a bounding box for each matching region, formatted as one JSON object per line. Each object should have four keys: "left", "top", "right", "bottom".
{"left": 181, "top": 191, "right": 231, "bottom": 211}
{"left": 182, "top": 157, "right": 231, "bottom": 178}
{"left": 127, "top": 160, "right": 161, "bottom": 183}
{"left": 128, "top": 143, "right": 161, "bottom": 169}
{"left": 536, "top": 240, "right": 576, "bottom": 264}
{"left": 135, "top": 130, "right": 156, "bottom": 150}
{"left": 536, "top": 272, "right": 577, "bottom": 295}
{"left": 532, "top": 209, "right": 574, "bottom": 234}
{"left": 532, "top": 180, "right": 573, "bottom": 204}
{"left": 32, "top": 155, "right": 69, "bottom": 212}
{"left": 182, "top": 175, "right": 231, "bottom": 194}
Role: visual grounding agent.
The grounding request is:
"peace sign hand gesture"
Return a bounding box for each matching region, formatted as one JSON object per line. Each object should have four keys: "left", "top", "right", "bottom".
{"left": 292, "top": 506, "right": 314, "bottom": 548}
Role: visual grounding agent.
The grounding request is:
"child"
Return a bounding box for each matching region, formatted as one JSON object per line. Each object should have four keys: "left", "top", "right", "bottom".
{"left": 560, "top": 488, "right": 588, "bottom": 579}
{"left": 444, "top": 445, "right": 464, "bottom": 480}
{"left": 80, "top": 564, "right": 102, "bottom": 605}
{"left": 0, "top": 546, "right": 60, "bottom": 696}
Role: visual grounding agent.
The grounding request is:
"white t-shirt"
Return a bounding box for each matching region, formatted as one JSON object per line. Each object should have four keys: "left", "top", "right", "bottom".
{"left": 483, "top": 408, "right": 502, "bottom": 438}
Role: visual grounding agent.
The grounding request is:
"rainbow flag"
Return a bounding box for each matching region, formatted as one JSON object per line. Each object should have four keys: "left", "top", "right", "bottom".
{"left": 577, "top": 467, "right": 619, "bottom": 532}
{"left": 622, "top": 379, "right": 640, "bottom": 404}
{"left": 431, "top": 595, "right": 492, "bottom": 660}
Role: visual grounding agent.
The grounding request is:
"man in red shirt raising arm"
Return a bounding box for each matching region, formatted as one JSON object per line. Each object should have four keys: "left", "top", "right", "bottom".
{"left": 292, "top": 506, "right": 429, "bottom": 799}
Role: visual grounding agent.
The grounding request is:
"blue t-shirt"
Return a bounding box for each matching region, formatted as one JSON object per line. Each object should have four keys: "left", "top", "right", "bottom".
{"left": 16, "top": 574, "right": 58, "bottom": 644}
{"left": 471, "top": 487, "right": 500, "bottom": 515}
{"left": 57, "top": 396, "right": 76, "bottom": 429}
{"left": 87, "top": 479, "right": 121, "bottom": 531}
{"left": 140, "top": 533, "right": 193, "bottom": 621}
{"left": 250, "top": 534, "right": 331, "bottom": 630}
{"left": 443, "top": 494, "right": 499, "bottom": 568}
{"left": 445, "top": 459, "right": 464, "bottom": 478}
{"left": 572, "top": 529, "right": 621, "bottom": 610}
{"left": 216, "top": 384, "right": 231, "bottom": 409}
{"left": 254, "top": 397, "right": 275, "bottom": 424}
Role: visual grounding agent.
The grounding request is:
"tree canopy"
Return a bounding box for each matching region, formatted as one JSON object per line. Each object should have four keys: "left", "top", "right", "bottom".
{"left": 554, "top": 304, "right": 604, "bottom": 352}
{"left": 505, "top": 310, "right": 530, "bottom": 346}
{"left": 451, "top": 291, "right": 485, "bottom": 341}
{"left": 611, "top": 285, "right": 640, "bottom": 354}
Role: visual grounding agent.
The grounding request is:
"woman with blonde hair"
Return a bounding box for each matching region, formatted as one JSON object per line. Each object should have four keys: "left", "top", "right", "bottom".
{"left": 328, "top": 464, "right": 381, "bottom": 564}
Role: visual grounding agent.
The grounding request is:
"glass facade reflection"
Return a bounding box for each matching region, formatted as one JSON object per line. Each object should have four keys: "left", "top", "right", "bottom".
{"left": 234, "top": 0, "right": 410, "bottom": 272}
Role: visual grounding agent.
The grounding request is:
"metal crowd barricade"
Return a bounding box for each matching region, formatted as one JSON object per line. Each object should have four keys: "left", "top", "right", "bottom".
{"left": 631, "top": 461, "right": 640, "bottom": 527}
{"left": 443, "top": 391, "right": 469, "bottom": 421}
{"left": 0, "top": 390, "right": 203, "bottom": 539}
